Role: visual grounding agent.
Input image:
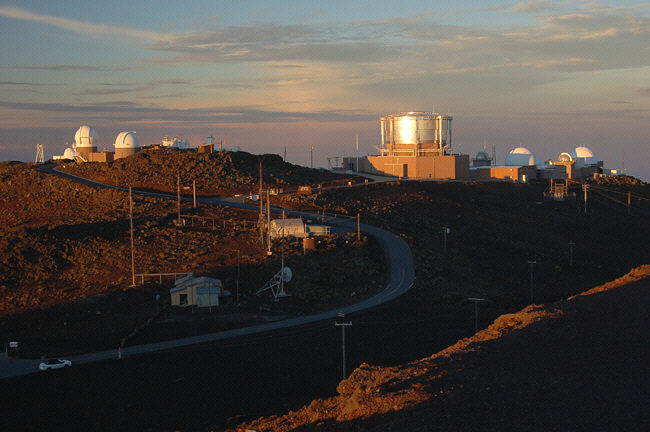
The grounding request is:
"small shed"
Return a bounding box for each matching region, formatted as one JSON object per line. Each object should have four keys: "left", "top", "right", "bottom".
{"left": 306, "top": 224, "right": 331, "bottom": 236}
{"left": 170, "top": 274, "right": 223, "bottom": 307}
{"left": 269, "top": 218, "right": 307, "bottom": 239}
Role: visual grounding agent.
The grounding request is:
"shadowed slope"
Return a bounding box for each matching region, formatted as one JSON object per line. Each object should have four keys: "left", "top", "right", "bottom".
{"left": 237, "top": 265, "right": 650, "bottom": 432}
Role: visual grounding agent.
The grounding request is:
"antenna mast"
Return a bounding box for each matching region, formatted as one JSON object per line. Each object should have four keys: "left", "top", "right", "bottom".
{"left": 35, "top": 144, "right": 44, "bottom": 164}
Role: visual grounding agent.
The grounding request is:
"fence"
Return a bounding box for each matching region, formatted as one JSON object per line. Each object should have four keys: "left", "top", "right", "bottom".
{"left": 135, "top": 272, "right": 191, "bottom": 285}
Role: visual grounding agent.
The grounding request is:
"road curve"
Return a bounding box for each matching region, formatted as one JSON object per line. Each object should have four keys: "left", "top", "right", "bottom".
{"left": 0, "top": 164, "right": 414, "bottom": 378}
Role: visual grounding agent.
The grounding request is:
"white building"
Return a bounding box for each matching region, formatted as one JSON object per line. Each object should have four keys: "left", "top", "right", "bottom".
{"left": 505, "top": 147, "right": 537, "bottom": 167}
{"left": 114, "top": 131, "right": 140, "bottom": 159}
{"left": 269, "top": 218, "right": 307, "bottom": 239}
{"left": 170, "top": 274, "right": 224, "bottom": 307}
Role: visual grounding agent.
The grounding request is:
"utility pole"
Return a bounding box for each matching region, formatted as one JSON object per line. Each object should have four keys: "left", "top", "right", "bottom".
{"left": 527, "top": 260, "right": 537, "bottom": 303}
{"left": 192, "top": 180, "right": 196, "bottom": 209}
{"left": 129, "top": 187, "right": 135, "bottom": 287}
{"left": 627, "top": 191, "right": 631, "bottom": 216}
{"left": 310, "top": 144, "right": 314, "bottom": 169}
{"left": 236, "top": 249, "right": 240, "bottom": 306}
{"left": 583, "top": 183, "right": 588, "bottom": 214}
{"left": 335, "top": 312, "right": 352, "bottom": 380}
{"left": 442, "top": 225, "right": 450, "bottom": 252}
{"left": 259, "top": 161, "right": 264, "bottom": 247}
{"left": 357, "top": 213, "right": 361, "bottom": 241}
{"left": 284, "top": 146, "right": 287, "bottom": 162}
{"left": 267, "top": 189, "right": 271, "bottom": 255}
{"left": 355, "top": 135, "right": 359, "bottom": 172}
{"left": 467, "top": 298, "right": 485, "bottom": 333}
{"left": 568, "top": 241, "right": 575, "bottom": 267}
{"left": 177, "top": 173, "right": 181, "bottom": 226}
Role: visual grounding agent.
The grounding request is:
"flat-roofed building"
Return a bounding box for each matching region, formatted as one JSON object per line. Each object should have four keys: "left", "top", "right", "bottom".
{"left": 170, "top": 274, "right": 223, "bottom": 307}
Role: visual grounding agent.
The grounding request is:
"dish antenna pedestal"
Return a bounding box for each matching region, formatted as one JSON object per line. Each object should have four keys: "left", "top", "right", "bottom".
{"left": 257, "top": 266, "right": 292, "bottom": 301}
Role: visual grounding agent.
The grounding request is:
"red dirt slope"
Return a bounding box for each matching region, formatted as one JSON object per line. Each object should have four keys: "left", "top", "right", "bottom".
{"left": 235, "top": 265, "right": 650, "bottom": 431}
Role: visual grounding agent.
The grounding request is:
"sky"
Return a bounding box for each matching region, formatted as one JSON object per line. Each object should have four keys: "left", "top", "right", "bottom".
{"left": 1, "top": 0, "right": 648, "bottom": 179}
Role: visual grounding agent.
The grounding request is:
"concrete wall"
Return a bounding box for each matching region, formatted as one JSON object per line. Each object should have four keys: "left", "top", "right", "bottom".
{"left": 198, "top": 144, "right": 214, "bottom": 153}
{"left": 87, "top": 151, "right": 114, "bottom": 163}
{"left": 76, "top": 146, "right": 97, "bottom": 159}
{"left": 114, "top": 147, "right": 139, "bottom": 160}
{"left": 475, "top": 166, "right": 537, "bottom": 182}
{"left": 542, "top": 161, "right": 603, "bottom": 180}
{"left": 345, "top": 155, "right": 469, "bottom": 180}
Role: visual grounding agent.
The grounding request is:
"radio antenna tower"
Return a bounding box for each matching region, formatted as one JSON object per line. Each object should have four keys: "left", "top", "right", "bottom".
{"left": 35, "top": 144, "right": 44, "bottom": 164}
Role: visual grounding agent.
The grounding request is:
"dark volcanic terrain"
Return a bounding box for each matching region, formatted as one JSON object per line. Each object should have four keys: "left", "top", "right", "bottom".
{"left": 0, "top": 159, "right": 382, "bottom": 355}
{"left": 0, "top": 153, "right": 648, "bottom": 431}
{"left": 236, "top": 265, "right": 650, "bottom": 432}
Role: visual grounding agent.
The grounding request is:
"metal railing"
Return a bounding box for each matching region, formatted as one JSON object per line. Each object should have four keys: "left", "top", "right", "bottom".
{"left": 134, "top": 272, "right": 191, "bottom": 285}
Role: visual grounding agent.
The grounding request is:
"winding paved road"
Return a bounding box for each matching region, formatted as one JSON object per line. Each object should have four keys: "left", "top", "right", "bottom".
{"left": 0, "top": 164, "right": 414, "bottom": 379}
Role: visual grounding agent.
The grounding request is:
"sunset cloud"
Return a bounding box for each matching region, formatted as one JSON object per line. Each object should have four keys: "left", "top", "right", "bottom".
{"left": 0, "top": 6, "right": 172, "bottom": 42}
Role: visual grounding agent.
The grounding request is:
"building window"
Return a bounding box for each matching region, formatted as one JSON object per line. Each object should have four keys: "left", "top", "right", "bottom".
{"left": 179, "top": 294, "right": 188, "bottom": 305}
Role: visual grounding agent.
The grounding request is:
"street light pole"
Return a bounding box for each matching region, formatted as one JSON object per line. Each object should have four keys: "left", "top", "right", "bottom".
{"left": 442, "top": 225, "right": 450, "bottom": 252}
{"left": 527, "top": 260, "right": 537, "bottom": 303}
{"left": 355, "top": 135, "right": 359, "bottom": 173}
{"left": 129, "top": 186, "right": 135, "bottom": 287}
{"left": 177, "top": 173, "right": 181, "bottom": 226}
{"left": 467, "top": 298, "right": 485, "bottom": 333}
{"left": 568, "top": 241, "right": 575, "bottom": 267}
{"left": 236, "top": 249, "right": 241, "bottom": 306}
{"left": 357, "top": 213, "right": 360, "bottom": 241}
{"left": 335, "top": 312, "right": 352, "bottom": 380}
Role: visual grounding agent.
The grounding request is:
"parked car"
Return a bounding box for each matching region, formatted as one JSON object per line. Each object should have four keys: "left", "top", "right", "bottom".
{"left": 39, "top": 359, "right": 72, "bottom": 371}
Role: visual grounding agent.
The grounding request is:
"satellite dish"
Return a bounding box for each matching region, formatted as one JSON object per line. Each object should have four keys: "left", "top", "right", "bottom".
{"left": 282, "top": 266, "right": 292, "bottom": 283}
{"left": 257, "top": 266, "right": 292, "bottom": 301}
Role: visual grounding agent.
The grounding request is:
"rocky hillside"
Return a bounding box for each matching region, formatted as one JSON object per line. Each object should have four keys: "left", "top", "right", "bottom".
{"left": 281, "top": 180, "right": 650, "bottom": 309}
{"left": 0, "top": 162, "right": 384, "bottom": 355}
{"left": 57, "top": 149, "right": 361, "bottom": 194}
{"left": 235, "top": 265, "right": 650, "bottom": 431}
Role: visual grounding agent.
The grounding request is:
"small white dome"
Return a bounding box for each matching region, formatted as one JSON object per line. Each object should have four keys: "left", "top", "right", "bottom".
{"left": 505, "top": 147, "right": 536, "bottom": 166}
{"left": 570, "top": 146, "right": 597, "bottom": 167}
{"left": 114, "top": 131, "right": 140, "bottom": 149}
{"left": 63, "top": 147, "right": 78, "bottom": 160}
{"left": 74, "top": 125, "right": 98, "bottom": 148}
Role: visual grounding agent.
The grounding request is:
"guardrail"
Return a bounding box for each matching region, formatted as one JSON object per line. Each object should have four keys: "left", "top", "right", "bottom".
{"left": 135, "top": 272, "right": 191, "bottom": 285}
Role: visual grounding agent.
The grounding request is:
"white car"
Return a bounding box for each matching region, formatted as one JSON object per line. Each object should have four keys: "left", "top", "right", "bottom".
{"left": 39, "top": 359, "right": 72, "bottom": 371}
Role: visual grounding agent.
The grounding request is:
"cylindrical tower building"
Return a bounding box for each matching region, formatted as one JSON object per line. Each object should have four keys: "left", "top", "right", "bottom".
{"left": 73, "top": 125, "right": 98, "bottom": 158}
{"left": 380, "top": 112, "right": 452, "bottom": 156}
{"left": 114, "top": 131, "right": 140, "bottom": 159}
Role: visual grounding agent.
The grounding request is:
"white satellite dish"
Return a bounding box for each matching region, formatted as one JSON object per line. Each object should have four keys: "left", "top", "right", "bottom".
{"left": 282, "top": 266, "right": 292, "bottom": 283}
{"left": 257, "top": 265, "right": 292, "bottom": 301}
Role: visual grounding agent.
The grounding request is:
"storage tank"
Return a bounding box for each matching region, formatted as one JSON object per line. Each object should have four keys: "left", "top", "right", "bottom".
{"left": 114, "top": 131, "right": 140, "bottom": 159}
{"left": 380, "top": 112, "right": 452, "bottom": 156}
{"left": 73, "top": 125, "right": 98, "bottom": 157}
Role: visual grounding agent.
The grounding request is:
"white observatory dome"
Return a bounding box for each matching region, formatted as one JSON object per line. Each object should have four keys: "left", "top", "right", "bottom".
{"left": 505, "top": 147, "right": 537, "bottom": 166}
{"left": 570, "top": 146, "right": 597, "bottom": 167}
{"left": 558, "top": 152, "right": 573, "bottom": 162}
{"left": 74, "top": 125, "right": 98, "bottom": 148}
{"left": 63, "top": 147, "right": 78, "bottom": 160}
{"left": 114, "top": 131, "right": 140, "bottom": 149}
